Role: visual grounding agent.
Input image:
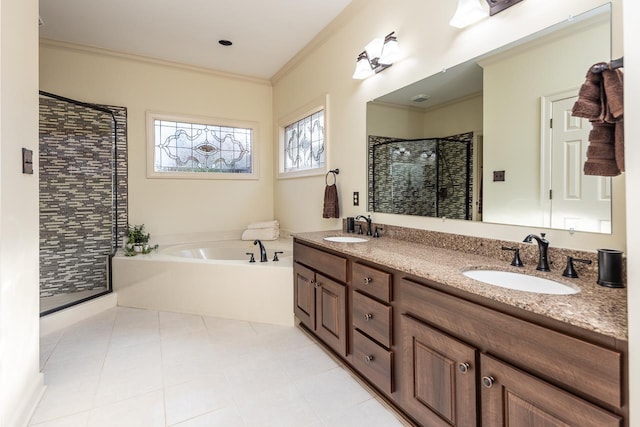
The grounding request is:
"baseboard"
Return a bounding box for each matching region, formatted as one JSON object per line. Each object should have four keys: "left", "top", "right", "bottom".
{"left": 40, "top": 292, "right": 118, "bottom": 336}
{"left": 6, "top": 372, "right": 45, "bottom": 427}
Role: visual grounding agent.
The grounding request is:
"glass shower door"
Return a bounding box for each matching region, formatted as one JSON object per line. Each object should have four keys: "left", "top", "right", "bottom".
{"left": 39, "top": 93, "right": 120, "bottom": 315}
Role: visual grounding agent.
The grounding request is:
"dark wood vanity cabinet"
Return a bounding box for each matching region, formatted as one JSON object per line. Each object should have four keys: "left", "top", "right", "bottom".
{"left": 481, "top": 353, "right": 621, "bottom": 427}
{"left": 399, "top": 277, "right": 625, "bottom": 426}
{"left": 292, "top": 239, "right": 627, "bottom": 426}
{"left": 293, "top": 243, "right": 348, "bottom": 357}
{"left": 351, "top": 262, "right": 394, "bottom": 394}
{"left": 401, "top": 314, "right": 477, "bottom": 427}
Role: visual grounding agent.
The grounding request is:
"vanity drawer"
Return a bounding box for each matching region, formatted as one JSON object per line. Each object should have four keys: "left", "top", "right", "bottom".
{"left": 353, "top": 291, "right": 392, "bottom": 348}
{"left": 353, "top": 329, "right": 393, "bottom": 394}
{"left": 294, "top": 241, "right": 347, "bottom": 282}
{"left": 399, "top": 278, "right": 623, "bottom": 408}
{"left": 351, "top": 262, "right": 392, "bottom": 302}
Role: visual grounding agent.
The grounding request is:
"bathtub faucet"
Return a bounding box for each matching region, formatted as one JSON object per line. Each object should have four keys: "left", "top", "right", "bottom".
{"left": 253, "top": 239, "right": 268, "bottom": 262}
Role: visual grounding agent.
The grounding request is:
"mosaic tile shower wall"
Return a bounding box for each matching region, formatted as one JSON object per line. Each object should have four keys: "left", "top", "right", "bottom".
{"left": 368, "top": 133, "right": 473, "bottom": 220}
{"left": 39, "top": 95, "right": 127, "bottom": 298}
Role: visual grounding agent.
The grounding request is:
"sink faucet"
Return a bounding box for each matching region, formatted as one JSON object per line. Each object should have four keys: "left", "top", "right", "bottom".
{"left": 523, "top": 233, "right": 550, "bottom": 271}
{"left": 253, "top": 239, "right": 268, "bottom": 262}
{"left": 355, "top": 215, "right": 372, "bottom": 236}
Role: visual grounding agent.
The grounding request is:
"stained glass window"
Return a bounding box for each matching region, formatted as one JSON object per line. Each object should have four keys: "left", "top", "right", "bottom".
{"left": 147, "top": 112, "right": 257, "bottom": 179}
{"left": 283, "top": 110, "right": 325, "bottom": 173}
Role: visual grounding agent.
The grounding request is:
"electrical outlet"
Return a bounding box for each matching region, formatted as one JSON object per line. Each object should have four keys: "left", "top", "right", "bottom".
{"left": 353, "top": 191, "right": 359, "bottom": 206}
{"left": 493, "top": 170, "right": 505, "bottom": 182}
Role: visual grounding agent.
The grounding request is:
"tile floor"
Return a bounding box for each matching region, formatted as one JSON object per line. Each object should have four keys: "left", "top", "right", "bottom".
{"left": 32, "top": 307, "right": 408, "bottom": 427}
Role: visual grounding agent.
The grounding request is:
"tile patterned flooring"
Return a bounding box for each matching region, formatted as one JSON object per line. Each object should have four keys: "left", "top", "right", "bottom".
{"left": 32, "top": 307, "right": 408, "bottom": 426}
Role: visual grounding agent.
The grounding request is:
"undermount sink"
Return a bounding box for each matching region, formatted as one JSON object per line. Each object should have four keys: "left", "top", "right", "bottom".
{"left": 323, "top": 236, "right": 369, "bottom": 243}
{"left": 463, "top": 270, "right": 579, "bottom": 295}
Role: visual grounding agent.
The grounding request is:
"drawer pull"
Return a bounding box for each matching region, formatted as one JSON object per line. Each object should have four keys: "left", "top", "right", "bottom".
{"left": 364, "top": 355, "right": 375, "bottom": 363}
{"left": 458, "top": 362, "right": 471, "bottom": 374}
{"left": 482, "top": 376, "right": 495, "bottom": 389}
{"left": 364, "top": 276, "right": 372, "bottom": 285}
{"left": 364, "top": 313, "right": 373, "bottom": 321}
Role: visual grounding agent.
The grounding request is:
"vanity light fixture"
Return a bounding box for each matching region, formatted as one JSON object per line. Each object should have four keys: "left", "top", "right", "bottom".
{"left": 449, "top": 0, "right": 489, "bottom": 28}
{"left": 352, "top": 32, "right": 400, "bottom": 80}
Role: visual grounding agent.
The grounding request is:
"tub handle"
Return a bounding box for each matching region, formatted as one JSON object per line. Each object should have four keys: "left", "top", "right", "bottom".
{"left": 273, "top": 251, "right": 284, "bottom": 262}
{"left": 245, "top": 252, "right": 255, "bottom": 263}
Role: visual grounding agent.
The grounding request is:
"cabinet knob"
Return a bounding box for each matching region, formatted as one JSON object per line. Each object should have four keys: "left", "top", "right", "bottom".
{"left": 482, "top": 376, "right": 495, "bottom": 389}
{"left": 313, "top": 280, "right": 321, "bottom": 288}
{"left": 364, "top": 355, "right": 374, "bottom": 363}
{"left": 364, "top": 276, "right": 372, "bottom": 285}
{"left": 364, "top": 313, "right": 373, "bottom": 321}
{"left": 458, "top": 362, "right": 471, "bottom": 374}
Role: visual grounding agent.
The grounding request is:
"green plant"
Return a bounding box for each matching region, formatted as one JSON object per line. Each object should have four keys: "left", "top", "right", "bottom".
{"left": 126, "top": 224, "right": 150, "bottom": 244}
{"left": 124, "top": 224, "right": 157, "bottom": 256}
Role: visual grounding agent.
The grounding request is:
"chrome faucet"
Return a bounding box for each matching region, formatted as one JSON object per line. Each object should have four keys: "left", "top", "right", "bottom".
{"left": 253, "top": 239, "right": 268, "bottom": 262}
{"left": 355, "top": 215, "right": 372, "bottom": 236}
{"left": 523, "top": 233, "right": 550, "bottom": 271}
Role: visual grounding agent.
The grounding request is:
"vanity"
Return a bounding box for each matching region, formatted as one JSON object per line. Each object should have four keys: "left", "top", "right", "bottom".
{"left": 292, "top": 229, "right": 627, "bottom": 426}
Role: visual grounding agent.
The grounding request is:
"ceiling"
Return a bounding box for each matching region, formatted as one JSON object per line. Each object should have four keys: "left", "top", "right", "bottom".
{"left": 38, "top": 0, "right": 353, "bottom": 80}
{"left": 373, "top": 61, "right": 483, "bottom": 110}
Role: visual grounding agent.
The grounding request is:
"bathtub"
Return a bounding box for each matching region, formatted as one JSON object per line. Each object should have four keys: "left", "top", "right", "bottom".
{"left": 161, "top": 240, "right": 293, "bottom": 262}
{"left": 112, "top": 238, "right": 294, "bottom": 326}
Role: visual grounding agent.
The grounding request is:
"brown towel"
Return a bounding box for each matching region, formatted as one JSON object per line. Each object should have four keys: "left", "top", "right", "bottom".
{"left": 322, "top": 184, "right": 339, "bottom": 218}
{"left": 572, "top": 64, "right": 624, "bottom": 176}
{"left": 602, "top": 69, "right": 624, "bottom": 121}
{"left": 615, "top": 121, "right": 625, "bottom": 171}
{"left": 583, "top": 123, "right": 619, "bottom": 176}
{"left": 572, "top": 68, "right": 602, "bottom": 119}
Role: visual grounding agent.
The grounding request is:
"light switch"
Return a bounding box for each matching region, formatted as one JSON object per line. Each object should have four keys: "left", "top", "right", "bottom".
{"left": 493, "top": 170, "right": 505, "bottom": 182}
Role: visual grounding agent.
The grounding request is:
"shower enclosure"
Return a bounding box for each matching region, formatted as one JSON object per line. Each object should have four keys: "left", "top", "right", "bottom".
{"left": 368, "top": 133, "right": 473, "bottom": 220}
{"left": 39, "top": 92, "right": 127, "bottom": 315}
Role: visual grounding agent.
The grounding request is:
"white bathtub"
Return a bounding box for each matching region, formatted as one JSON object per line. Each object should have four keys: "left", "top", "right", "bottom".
{"left": 112, "top": 238, "right": 294, "bottom": 326}
{"left": 161, "top": 240, "right": 293, "bottom": 262}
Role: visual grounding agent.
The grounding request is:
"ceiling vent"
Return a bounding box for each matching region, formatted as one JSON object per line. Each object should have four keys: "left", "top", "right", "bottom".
{"left": 411, "top": 94, "right": 430, "bottom": 103}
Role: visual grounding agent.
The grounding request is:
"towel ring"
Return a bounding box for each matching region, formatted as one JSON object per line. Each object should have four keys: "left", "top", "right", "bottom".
{"left": 325, "top": 168, "right": 339, "bottom": 185}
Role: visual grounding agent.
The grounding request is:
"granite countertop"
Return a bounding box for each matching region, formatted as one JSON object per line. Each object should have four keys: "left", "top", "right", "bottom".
{"left": 294, "top": 230, "right": 628, "bottom": 341}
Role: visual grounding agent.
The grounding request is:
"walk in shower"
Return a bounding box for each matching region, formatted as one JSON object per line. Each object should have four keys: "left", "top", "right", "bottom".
{"left": 39, "top": 92, "right": 127, "bottom": 315}
{"left": 368, "top": 133, "right": 473, "bottom": 220}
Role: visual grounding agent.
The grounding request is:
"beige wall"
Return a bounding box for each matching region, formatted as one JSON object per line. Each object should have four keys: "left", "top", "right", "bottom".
{"left": 0, "top": 0, "right": 44, "bottom": 425}
{"left": 421, "top": 94, "right": 483, "bottom": 138}
{"left": 367, "top": 94, "right": 482, "bottom": 140}
{"left": 366, "top": 102, "right": 425, "bottom": 139}
{"left": 273, "top": 0, "right": 624, "bottom": 252}
{"left": 39, "top": 42, "right": 275, "bottom": 238}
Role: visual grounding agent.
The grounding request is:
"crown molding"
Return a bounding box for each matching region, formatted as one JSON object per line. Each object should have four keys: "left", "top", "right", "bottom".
{"left": 40, "top": 38, "right": 272, "bottom": 87}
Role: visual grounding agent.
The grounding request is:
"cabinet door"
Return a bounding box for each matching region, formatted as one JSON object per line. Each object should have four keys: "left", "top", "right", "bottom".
{"left": 293, "top": 262, "right": 316, "bottom": 330}
{"left": 401, "top": 315, "right": 477, "bottom": 427}
{"left": 481, "top": 354, "right": 622, "bottom": 427}
{"left": 314, "top": 273, "right": 347, "bottom": 357}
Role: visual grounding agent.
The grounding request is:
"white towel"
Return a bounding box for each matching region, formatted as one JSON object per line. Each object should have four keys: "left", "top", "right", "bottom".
{"left": 247, "top": 220, "right": 279, "bottom": 230}
{"left": 241, "top": 228, "right": 280, "bottom": 241}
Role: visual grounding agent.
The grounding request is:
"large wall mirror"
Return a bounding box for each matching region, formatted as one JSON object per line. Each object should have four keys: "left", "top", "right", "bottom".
{"left": 367, "top": 4, "right": 619, "bottom": 234}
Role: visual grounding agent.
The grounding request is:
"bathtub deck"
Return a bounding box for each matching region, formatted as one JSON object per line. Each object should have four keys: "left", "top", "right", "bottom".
{"left": 112, "top": 252, "right": 294, "bottom": 326}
